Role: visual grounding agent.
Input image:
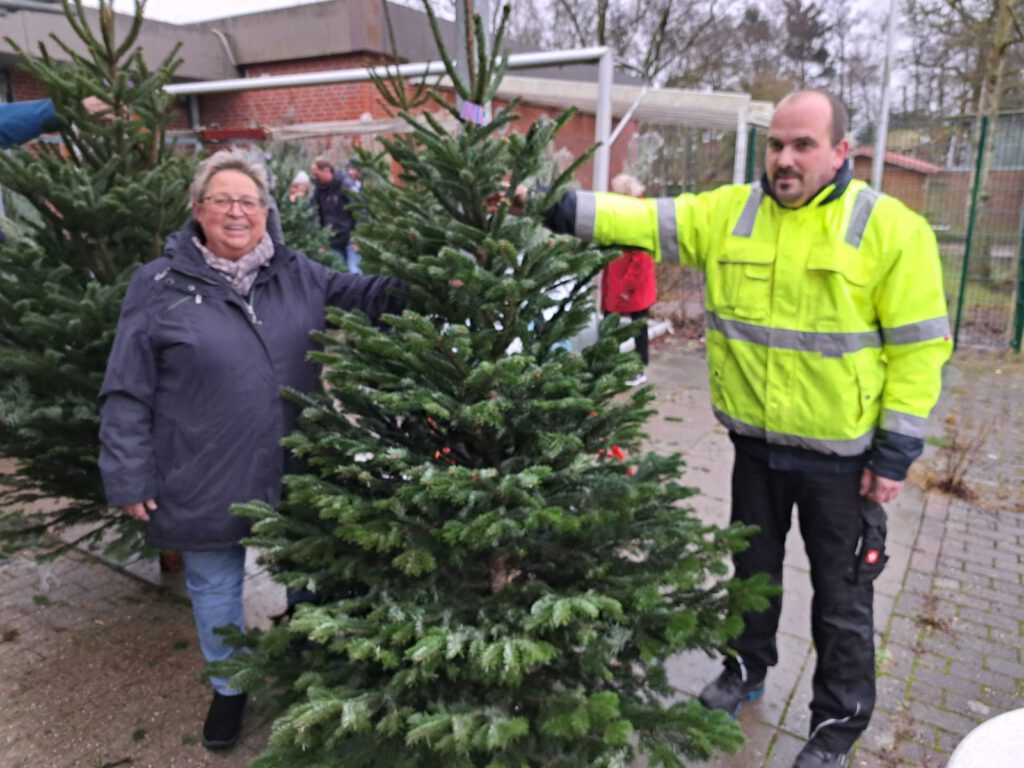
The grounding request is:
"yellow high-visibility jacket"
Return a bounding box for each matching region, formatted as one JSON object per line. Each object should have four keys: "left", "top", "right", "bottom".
{"left": 570, "top": 177, "right": 952, "bottom": 476}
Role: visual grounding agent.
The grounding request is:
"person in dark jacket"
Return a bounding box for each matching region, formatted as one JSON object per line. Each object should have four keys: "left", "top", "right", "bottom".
{"left": 310, "top": 155, "right": 361, "bottom": 273}
{"left": 600, "top": 173, "right": 656, "bottom": 387}
{"left": 0, "top": 98, "right": 58, "bottom": 147}
{"left": 0, "top": 96, "right": 112, "bottom": 147}
{"left": 98, "top": 149, "right": 405, "bottom": 751}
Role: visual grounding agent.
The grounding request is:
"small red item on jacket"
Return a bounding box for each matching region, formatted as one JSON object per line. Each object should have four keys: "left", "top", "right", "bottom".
{"left": 601, "top": 249, "right": 657, "bottom": 314}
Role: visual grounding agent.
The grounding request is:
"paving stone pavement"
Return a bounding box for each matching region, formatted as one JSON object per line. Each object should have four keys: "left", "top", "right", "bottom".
{"left": 0, "top": 338, "right": 1020, "bottom": 767}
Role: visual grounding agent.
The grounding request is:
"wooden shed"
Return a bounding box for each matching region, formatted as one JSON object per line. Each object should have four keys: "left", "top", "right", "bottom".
{"left": 851, "top": 147, "right": 942, "bottom": 212}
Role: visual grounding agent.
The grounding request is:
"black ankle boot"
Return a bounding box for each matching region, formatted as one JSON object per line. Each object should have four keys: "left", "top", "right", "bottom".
{"left": 202, "top": 691, "right": 247, "bottom": 750}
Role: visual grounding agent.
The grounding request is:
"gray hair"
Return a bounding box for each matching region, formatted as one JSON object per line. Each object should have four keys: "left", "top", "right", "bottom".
{"left": 610, "top": 173, "right": 645, "bottom": 198}
{"left": 189, "top": 149, "right": 270, "bottom": 206}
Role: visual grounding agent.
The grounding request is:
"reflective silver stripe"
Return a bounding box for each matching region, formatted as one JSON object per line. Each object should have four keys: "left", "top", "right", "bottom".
{"left": 713, "top": 407, "right": 876, "bottom": 456}
{"left": 881, "top": 409, "right": 928, "bottom": 439}
{"left": 882, "top": 316, "right": 951, "bottom": 344}
{"left": 845, "top": 187, "right": 881, "bottom": 248}
{"left": 575, "top": 191, "right": 597, "bottom": 241}
{"left": 706, "top": 311, "right": 881, "bottom": 358}
{"left": 809, "top": 704, "right": 860, "bottom": 746}
{"left": 656, "top": 197, "right": 680, "bottom": 263}
{"left": 731, "top": 184, "right": 763, "bottom": 237}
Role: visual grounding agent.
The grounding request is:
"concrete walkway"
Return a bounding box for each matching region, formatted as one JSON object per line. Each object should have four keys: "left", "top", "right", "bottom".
{"left": 0, "top": 338, "right": 1020, "bottom": 767}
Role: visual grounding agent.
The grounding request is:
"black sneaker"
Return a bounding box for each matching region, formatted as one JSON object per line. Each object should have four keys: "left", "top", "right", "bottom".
{"left": 792, "top": 742, "right": 849, "bottom": 767}
{"left": 697, "top": 667, "right": 765, "bottom": 716}
{"left": 202, "top": 691, "right": 247, "bottom": 750}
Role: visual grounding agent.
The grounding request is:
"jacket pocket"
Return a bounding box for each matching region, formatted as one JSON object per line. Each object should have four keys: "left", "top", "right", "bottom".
{"left": 712, "top": 241, "right": 775, "bottom": 321}
{"left": 846, "top": 501, "right": 889, "bottom": 585}
{"left": 805, "top": 243, "right": 877, "bottom": 325}
{"left": 853, "top": 350, "right": 884, "bottom": 424}
{"left": 806, "top": 243, "right": 872, "bottom": 286}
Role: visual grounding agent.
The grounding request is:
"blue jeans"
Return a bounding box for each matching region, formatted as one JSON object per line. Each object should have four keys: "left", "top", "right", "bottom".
{"left": 181, "top": 547, "right": 246, "bottom": 696}
{"left": 345, "top": 242, "right": 362, "bottom": 274}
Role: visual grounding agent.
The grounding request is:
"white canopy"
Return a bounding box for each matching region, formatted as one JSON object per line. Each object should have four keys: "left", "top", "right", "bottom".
{"left": 494, "top": 75, "right": 774, "bottom": 131}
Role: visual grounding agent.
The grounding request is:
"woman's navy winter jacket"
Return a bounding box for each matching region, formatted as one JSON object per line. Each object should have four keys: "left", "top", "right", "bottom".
{"left": 98, "top": 222, "right": 404, "bottom": 550}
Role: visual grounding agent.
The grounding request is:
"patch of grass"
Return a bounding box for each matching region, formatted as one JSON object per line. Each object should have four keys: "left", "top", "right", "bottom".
{"left": 663, "top": 416, "right": 684, "bottom": 422}
{"left": 173, "top": 639, "right": 189, "bottom": 651}
{"left": 874, "top": 647, "right": 893, "bottom": 676}
{"left": 32, "top": 595, "right": 51, "bottom": 606}
{"left": 131, "top": 728, "right": 146, "bottom": 742}
{"left": 181, "top": 734, "right": 198, "bottom": 746}
{"left": 2, "top": 628, "right": 19, "bottom": 642}
{"left": 925, "top": 436, "right": 952, "bottom": 448}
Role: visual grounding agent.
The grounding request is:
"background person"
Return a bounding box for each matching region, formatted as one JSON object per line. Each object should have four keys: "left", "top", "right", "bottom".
{"left": 288, "top": 169, "right": 312, "bottom": 202}
{"left": 600, "top": 173, "right": 656, "bottom": 386}
{"left": 98, "top": 149, "right": 405, "bottom": 752}
{"left": 542, "top": 90, "right": 952, "bottom": 768}
{"left": 310, "top": 155, "right": 360, "bottom": 273}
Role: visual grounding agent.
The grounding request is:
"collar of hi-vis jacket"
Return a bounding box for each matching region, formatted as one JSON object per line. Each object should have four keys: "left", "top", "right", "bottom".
{"left": 759, "top": 158, "right": 852, "bottom": 208}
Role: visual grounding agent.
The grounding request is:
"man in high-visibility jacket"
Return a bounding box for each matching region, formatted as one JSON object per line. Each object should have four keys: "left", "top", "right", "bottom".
{"left": 544, "top": 90, "right": 952, "bottom": 768}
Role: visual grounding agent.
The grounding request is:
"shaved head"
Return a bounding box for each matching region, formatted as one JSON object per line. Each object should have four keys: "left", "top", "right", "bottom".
{"left": 777, "top": 90, "right": 849, "bottom": 146}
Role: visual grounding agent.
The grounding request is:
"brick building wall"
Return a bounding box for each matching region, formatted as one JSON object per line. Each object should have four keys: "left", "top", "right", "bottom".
{"left": 7, "top": 66, "right": 192, "bottom": 130}
{"left": 7, "top": 67, "right": 48, "bottom": 101}
{"left": 197, "top": 53, "right": 387, "bottom": 129}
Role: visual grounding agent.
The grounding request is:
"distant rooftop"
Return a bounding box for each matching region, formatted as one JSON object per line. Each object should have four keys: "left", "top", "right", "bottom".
{"left": 852, "top": 147, "right": 943, "bottom": 175}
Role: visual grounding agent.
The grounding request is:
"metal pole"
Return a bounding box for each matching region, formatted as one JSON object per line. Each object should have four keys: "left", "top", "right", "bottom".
{"left": 745, "top": 126, "right": 758, "bottom": 183}
{"left": 733, "top": 106, "right": 748, "bottom": 184}
{"left": 0, "top": 0, "right": 63, "bottom": 12}
{"left": 592, "top": 48, "right": 613, "bottom": 192}
{"left": 871, "top": 0, "right": 898, "bottom": 191}
{"left": 165, "top": 47, "right": 612, "bottom": 96}
{"left": 954, "top": 114, "right": 989, "bottom": 349}
{"left": 1012, "top": 198, "right": 1024, "bottom": 352}
{"left": 607, "top": 85, "right": 647, "bottom": 147}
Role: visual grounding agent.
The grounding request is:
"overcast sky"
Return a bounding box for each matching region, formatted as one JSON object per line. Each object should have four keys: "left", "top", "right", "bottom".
{"left": 91, "top": 0, "right": 445, "bottom": 24}
{"left": 92, "top": 0, "right": 329, "bottom": 24}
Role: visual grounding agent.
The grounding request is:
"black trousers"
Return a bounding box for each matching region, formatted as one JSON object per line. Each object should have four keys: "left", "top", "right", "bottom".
{"left": 725, "top": 447, "right": 883, "bottom": 752}
{"left": 629, "top": 310, "right": 649, "bottom": 365}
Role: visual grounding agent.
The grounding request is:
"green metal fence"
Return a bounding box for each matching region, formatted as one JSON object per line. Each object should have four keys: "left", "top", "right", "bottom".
{"left": 886, "top": 112, "right": 1024, "bottom": 352}
{"left": 628, "top": 115, "right": 1024, "bottom": 352}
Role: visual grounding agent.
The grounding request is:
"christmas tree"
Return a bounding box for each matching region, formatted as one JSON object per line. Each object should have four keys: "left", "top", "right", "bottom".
{"left": 227, "top": 4, "right": 773, "bottom": 766}
{"left": 0, "top": 0, "right": 193, "bottom": 558}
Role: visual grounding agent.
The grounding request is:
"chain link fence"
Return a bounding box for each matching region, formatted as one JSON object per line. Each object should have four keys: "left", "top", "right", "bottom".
{"left": 869, "top": 112, "right": 1024, "bottom": 351}
{"left": 627, "top": 115, "right": 1024, "bottom": 352}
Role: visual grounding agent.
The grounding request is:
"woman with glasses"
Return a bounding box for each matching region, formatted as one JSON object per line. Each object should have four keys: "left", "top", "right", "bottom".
{"left": 97, "top": 149, "right": 404, "bottom": 752}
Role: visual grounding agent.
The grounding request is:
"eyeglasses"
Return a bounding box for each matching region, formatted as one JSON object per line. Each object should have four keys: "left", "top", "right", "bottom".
{"left": 202, "top": 195, "right": 265, "bottom": 215}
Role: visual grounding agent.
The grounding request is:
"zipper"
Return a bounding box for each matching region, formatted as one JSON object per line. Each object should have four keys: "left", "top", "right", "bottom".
{"left": 166, "top": 295, "right": 193, "bottom": 312}
{"left": 242, "top": 284, "right": 261, "bottom": 325}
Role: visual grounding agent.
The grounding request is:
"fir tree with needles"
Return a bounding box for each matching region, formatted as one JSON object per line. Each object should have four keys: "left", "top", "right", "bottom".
{"left": 227, "top": 4, "right": 773, "bottom": 766}
{"left": 0, "top": 0, "right": 193, "bottom": 558}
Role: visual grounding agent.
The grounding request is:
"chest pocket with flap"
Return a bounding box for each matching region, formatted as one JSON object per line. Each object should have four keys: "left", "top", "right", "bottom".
{"left": 711, "top": 240, "right": 776, "bottom": 321}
